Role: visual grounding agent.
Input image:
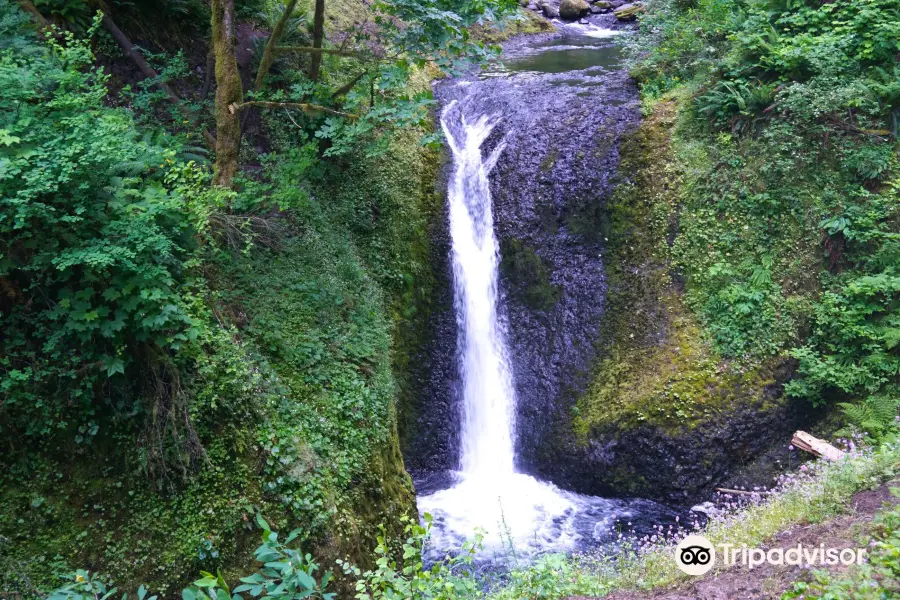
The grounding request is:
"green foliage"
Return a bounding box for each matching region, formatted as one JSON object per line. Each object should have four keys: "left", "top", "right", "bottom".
{"left": 0, "top": 7, "right": 215, "bottom": 440}
{"left": 184, "top": 514, "right": 335, "bottom": 600}
{"left": 238, "top": 0, "right": 519, "bottom": 159}
{"left": 44, "top": 516, "right": 482, "bottom": 600}
{"left": 838, "top": 393, "right": 900, "bottom": 442}
{"left": 785, "top": 176, "right": 900, "bottom": 412}
{"left": 629, "top": 0, "right": 900, "bottom": 431}
{"left": 632, "top": 0, "right": 900, "bottom": 129}
{"left": 0, "top": 2, "right": 435, "bottom": 593}
{"left": 340, "top": 515, "right": 483, "bottom": 600}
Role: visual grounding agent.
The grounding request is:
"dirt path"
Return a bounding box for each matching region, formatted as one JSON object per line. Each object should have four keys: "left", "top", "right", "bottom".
{"left": 567, "top": 482, "right": 899, "bottom": 600}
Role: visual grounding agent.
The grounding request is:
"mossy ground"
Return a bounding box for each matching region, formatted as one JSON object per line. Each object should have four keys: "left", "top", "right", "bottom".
{"left": 469, "top": 9, "right": 554, "bottom": 44}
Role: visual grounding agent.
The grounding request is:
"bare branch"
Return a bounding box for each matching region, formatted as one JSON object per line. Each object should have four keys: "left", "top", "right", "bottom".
{"left": 229, "top": 101, "right": 359, "bottom": 119}
{"left": 274, "top": 45, "right": 367, "bottom": 59}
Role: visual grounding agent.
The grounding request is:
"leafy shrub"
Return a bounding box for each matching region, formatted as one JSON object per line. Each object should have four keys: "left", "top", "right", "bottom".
{"left": 340, "top": 515, "right": 482, "bottom": 600}
{"left": 44, "top": 515, "right": 482, "bottom": 600}
{"left": 786, "top": 182, "right": 900, "bottom": 410}
{"left": 0, "top": 10, "right": 211, "bottom": 440}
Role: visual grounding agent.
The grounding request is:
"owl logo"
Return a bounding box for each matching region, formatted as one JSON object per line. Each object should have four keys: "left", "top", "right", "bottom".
{"left": 675, "top": 535, "right": 716, "bottom": 575}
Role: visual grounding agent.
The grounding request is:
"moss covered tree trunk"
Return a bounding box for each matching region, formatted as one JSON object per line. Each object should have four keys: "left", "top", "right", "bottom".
{"left": 211, "top": 0, "right": 242, "bottom": 188}
{"left": 254, "top": 0, "right": 298, "bottom": 90}
{"left": 309, "top": 0, "right": 326, "bottom": 82}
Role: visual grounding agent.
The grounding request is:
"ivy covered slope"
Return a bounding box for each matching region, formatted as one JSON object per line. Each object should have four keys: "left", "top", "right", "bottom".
{"left": 0, "top": 0, "right": 449, "bottom": 593}
{"left": 555, "top": 0, "right": 900, "bottom": 501}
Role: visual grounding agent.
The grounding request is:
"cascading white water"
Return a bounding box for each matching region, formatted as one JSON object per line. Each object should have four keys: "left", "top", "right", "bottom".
{"left": 416, "top": 26, "right": 676, "bottom": 562}
{"left": 443, "top": 103, "right": 516, "bottom": 478}
{"left": 417, "top": 102, "right": 627, "bottom": 556}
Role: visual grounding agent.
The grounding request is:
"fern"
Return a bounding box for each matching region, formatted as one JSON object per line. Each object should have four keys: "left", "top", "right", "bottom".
{"left": 838, "top": 391, "right": 900, "bottom": 440}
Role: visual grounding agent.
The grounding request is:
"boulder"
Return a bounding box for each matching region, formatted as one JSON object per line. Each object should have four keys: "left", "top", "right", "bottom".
{"left": 527, "top": 2, "right": 539, "bottom": 9}
{"left": 559, "top": 0, "right": 589, "bottom": 19}
{"left": 613, "top": 1, "right": 644, "bottom": 18}
{"left": 541, "top": 2, "right": 560, "bottom": 18}
{"left": 589, "top": 4, "right": 604, "bottom": 13}
{"left": 593, "top": 1, "right": 612, "bottom": 7}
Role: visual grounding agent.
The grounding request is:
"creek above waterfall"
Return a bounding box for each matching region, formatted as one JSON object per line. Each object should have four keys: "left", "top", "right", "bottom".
{"left": 414, "top": 21, "right": 679, "bottom": 562}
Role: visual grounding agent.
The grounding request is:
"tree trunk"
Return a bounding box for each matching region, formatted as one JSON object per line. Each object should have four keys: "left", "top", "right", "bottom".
{"left": 211, "top": 0, "right": 243, "bottom": 188}
{"left": 100, "top": 13, "right": 181, "bottom": 104}
{"left": 309, "top": 0, "right": 326, "bottom": 82}
{"left": 254, "top": 0, "right": 299, "bottom": 91}
{"left": 200, "top": 47, "right": 215, "bottom": 100}
{"left": 16, "top": 0, "right": 49, "bottom": 28}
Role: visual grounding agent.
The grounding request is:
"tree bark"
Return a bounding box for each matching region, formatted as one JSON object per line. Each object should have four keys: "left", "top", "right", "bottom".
{"left": 254, "top": 0, "right": 299, "bottom": 91}
{"left": 211, "top": 0, "right": 243, "bottom": 188}
{"left": 200, "top": 47, "right": 215, "bottom": 100}
{"left": 309, "top": 0, "right": 326, "bottom": 82}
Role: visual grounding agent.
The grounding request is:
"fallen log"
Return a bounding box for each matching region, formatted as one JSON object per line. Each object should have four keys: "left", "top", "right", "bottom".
{"left": 792, "top": 430, "right": 845, "bottom": 461}
{"left": 716, "top": 487, "right": 773, "bottom": 496}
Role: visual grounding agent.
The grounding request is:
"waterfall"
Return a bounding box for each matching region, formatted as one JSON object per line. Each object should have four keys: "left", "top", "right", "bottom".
{"left": 442, "top": 103, "right": 516, "bottom": 479}
{"left": 416, "top": 27, "right": 670, "bottom": 559}
{"left": 418, "top": 101, "right": 591, "bottom": 556}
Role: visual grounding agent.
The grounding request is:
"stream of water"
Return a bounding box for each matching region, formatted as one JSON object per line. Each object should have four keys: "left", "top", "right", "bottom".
{"left": 417, "top": 22, "right": 675, "bottom": 562}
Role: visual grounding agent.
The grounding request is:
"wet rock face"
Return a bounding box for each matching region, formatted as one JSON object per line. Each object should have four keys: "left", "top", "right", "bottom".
{"left": 404, "top": 27, "right": 643, "bottom": 484}
{"left": 536, "top": 372, "right": 815, "bottom": 505}
{"left": 403, "top": 26, "right": 815, "bottom": 507}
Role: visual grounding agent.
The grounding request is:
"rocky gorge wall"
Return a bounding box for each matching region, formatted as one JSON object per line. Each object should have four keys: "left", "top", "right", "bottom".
{"left": 402, "top": 38, "right": 819, "bottom": 506}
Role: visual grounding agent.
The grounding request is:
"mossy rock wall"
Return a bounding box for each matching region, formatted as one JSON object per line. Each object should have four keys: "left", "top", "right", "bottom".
{"left": 529, "top": 98, "right": 817, "bottom": 504}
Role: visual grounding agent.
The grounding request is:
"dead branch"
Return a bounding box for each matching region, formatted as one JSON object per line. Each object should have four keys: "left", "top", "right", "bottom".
{"left": 273, "top": 45, "right": 367, "bottom": 59}
{"left": 229, "top": 101, "right": 358, "bottom": 119}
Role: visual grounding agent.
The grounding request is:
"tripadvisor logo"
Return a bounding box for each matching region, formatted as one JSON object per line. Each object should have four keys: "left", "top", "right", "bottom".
{"left": 673, "top": 535, "right": 869, "bottom": 576}
{"left": 675, "top": 535, "right": 716, "bottom": 576}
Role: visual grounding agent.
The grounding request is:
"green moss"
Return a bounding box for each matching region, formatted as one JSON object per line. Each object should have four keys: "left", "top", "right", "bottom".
{"left": 540, "top": 147, "right": 558, "bottom": 173}
{"left": 574, "top": 94, "right": 784, "bottom": 439}
{"left": 469, "top": 9, "right": 554, "bottom": 44}
{"left": 500, "top": 238, "right": 562, "bottom": 311}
